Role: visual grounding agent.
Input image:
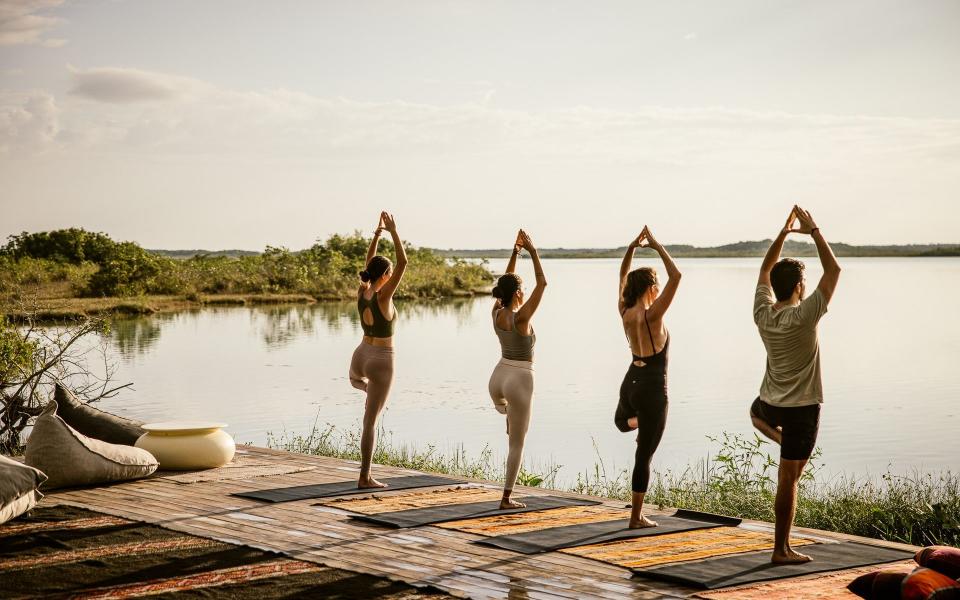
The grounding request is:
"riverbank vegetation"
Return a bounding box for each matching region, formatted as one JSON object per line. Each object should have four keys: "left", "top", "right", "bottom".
{"left": 269, "top": 424, "right": 959, "bottom": 547}
{"left": 0, "top": 229, "right": 493, "bottom": 320}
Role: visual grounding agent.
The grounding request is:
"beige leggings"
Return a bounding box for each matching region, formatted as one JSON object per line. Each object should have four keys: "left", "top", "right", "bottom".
{"left": 488, "top": 358, "right": 534, "bottom": 492}
{"left": 349, "top": 342, "right": 395, "bottom": 477}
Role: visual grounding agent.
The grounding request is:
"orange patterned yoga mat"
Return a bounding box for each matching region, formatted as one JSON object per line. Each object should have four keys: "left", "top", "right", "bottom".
{"left": 323, "top": 486, "right": 504, "bottom": 514}
{"left": 437, "top": 504, "right": 630, "bottom": 536}
{"left": 693, "top": 560, "right": 915, "bottom": 600}
{"left": 560, "top": 527, "right": 815, "bottom": 569}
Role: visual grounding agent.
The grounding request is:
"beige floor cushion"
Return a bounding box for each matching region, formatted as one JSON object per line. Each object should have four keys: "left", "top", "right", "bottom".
{"left": 0, "top": 454, "right": 47, "bottom": 524}
{"left": 54, "top": 383, "right": 145, "bottom": 446}
{"left": 24, "top": 401, "right": 158, "bottom": 489}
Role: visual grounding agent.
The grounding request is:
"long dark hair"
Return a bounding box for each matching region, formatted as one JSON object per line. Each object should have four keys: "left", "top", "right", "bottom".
{"left": 360, "top": 255, "right": 392, "bottom": 283}
{"left": 492, "top": 273, "right": 522, "bottom": 307}
{"left": 622, "top": 267, "right": 658, "bottom": 309}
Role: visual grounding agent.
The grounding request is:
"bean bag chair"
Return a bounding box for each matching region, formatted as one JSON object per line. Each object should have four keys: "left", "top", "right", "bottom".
{"left": 0, "top": 454, "right": 47, "bottom": 524}
{"left": 916, "top": 546, "right": 960, "bottom": 581}
{"left": 848, "top": 566, "right": 912, "bottom": 599}
{"left": 901, "top": 567, "right": 960, "bottom": 600}
{"left": 54, "top": 383, "right": 145, "bottom": 445}
{"left": 24, "top": 400, "right": 158, "bottom": 489}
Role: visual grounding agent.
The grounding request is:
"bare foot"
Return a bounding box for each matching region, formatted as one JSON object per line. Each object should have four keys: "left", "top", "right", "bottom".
{"left": 500, "top": 498, "right": 526, "bottom": 510}
{"left": 357, "top": 476, "right": 388, "bottom": 489}
{"left": 771, "top": 548, "right": 812, "bottom": 564}
{"left": 628, "top": 515, "right": 658, "bottom": 529}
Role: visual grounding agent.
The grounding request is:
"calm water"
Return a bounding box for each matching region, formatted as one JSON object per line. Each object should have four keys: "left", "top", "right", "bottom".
{"left": 95, "top": 257, "right": 959, "bottom": 485}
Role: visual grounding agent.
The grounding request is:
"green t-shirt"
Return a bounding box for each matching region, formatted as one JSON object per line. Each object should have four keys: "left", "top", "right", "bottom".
{"left": 753, "top": 283, "right": 828, "bottom": 407}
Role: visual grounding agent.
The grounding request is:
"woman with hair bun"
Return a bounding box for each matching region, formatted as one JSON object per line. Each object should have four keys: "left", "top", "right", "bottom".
{"left": 616, "top": 225, "right": 681, "bottom": 528}
{"left": 488, "top": 229, "right": 546, "bottom": 508}
{"left": 349, "top": 211, "right": 407, "bottom": 488}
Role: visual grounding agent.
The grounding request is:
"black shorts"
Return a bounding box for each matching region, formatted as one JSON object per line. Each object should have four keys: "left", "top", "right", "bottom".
{"left": 750, "top": 397, "right": 820, "bottom": 461}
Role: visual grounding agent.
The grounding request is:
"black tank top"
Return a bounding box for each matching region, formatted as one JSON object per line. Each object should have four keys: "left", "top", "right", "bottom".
{"left": 623, "top": 309, "right": 669, "bottom": 373}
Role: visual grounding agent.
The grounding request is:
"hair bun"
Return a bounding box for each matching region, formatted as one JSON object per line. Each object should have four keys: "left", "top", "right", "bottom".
{"left": 492, "top": 287, "right": 502, "bottom": 299}
{"left": 359, "top": 270, "right": 371, "bottom": 282}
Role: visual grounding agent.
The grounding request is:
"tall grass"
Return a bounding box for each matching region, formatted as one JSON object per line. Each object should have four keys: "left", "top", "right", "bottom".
{"left": 270, "top": 424, "right": 959, "bottom": 547}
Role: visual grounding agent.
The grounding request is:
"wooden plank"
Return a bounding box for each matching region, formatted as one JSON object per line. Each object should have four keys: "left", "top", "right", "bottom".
{"left": 45, "top": 446, "right": 917, "bottom": 600}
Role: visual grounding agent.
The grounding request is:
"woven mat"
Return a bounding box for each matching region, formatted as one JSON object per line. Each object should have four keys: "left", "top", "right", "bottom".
{"left": 154, "top": 454, "right": 316, "bottom": 484}
{"left": 694, "top": 560, "right": 915, "bottom": 599}
{"left": 560, "top": 527, "right": 815, "bottom": 569}
{"left": 437, "top": 504, "right": 628, "bottom": 536}
{"left": 324, "top": 486, "right": 502, "bottom": 514}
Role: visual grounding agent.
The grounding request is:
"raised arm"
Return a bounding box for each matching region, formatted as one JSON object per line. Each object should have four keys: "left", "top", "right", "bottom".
{"left": 644, "top": 227, "right": 682, "bottom": 321}
{"left": 758, "top": 208, "right": 796, "bottom": 287}
{"left": 793, "top": 206, "right": 841, "bottom": 303}
{"left": 504, "top": 229, "right": 522, "bottom": 275}
{"left": 618, "top": 232, "right": 643, "bottom": 312}
{"left": 365, "top": 213, "right": 384, "bottom": 266}
{"left": 377, "top": 213, "right": 408, "bottom": 300}
{"left": 515, "top": 231, "right": 546, "bottom": 326}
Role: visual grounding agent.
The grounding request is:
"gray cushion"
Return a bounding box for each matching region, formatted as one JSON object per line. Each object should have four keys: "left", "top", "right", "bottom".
{"left": 0, "top": 454, "right": 46, "bottom": 524}
{"left": 54, "top": 383, "right": 145, "bottom": 445}
{"left": 24, "top": 400, "right": 158, "bottom": 489}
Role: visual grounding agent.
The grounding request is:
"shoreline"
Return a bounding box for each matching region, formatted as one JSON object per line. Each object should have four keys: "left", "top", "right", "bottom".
{"left": 0, "top": 289, "right": 492, "bottom": 323}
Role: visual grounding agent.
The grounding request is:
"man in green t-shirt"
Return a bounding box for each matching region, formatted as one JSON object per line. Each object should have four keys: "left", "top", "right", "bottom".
{"left": 750, "top": 206, "right": 841, "bottom": 564}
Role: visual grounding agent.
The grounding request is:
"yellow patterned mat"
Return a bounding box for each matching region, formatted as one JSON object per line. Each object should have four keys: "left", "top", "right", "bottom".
{"left": 323, "top": 486, "right": 504, "bottom": 514}
{"left": 560, "top": 527, "right": 816, "bottom": 569}
{"left": 436, "top": 504, "right": 630, "bottom": 536}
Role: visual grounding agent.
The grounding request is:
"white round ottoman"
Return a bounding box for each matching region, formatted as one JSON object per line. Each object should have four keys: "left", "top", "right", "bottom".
{"left": 135, "top": 421, "right": 235, "bottom": 470}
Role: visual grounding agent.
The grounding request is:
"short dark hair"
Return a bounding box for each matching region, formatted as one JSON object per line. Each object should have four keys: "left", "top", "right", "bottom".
{"left": 770, "top": 258, "right": 805, "bottom": 301}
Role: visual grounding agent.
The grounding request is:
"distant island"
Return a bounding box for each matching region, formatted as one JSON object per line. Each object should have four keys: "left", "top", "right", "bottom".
{"left": 429, "top": 240, "right": 960, "bottom": 259}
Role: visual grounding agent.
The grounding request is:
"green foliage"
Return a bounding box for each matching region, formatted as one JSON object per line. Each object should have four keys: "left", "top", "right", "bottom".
{"left": 1, "top": 229, "right": 493, "bottom": 300}
{"left": 86, "top": 242, "right": 172, "bottom": 297}
{"left": 0, "top": 315, "right": 36, "bottom": 387}
{"left": 2, "top": 228, "right": 117, "bottom": 264}
{"left": 268, "top": 422, "right": 558, "bottom": 488}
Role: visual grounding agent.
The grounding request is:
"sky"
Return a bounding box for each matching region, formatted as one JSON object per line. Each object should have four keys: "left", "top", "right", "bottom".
{"left": 1, "top": 0, "right": 959, "bottom": 250}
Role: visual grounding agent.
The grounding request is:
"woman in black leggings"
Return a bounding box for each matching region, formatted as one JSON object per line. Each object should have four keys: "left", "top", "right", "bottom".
{"left": 616, "top": 225, "right": 681, "bottom": 528}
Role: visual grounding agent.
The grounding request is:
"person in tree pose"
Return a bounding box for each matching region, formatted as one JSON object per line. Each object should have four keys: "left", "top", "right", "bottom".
{"left": 349, "top": 211, "right": 407, "bottom": 489}
{"left": 750, "top": 205, "right": 841, "bottom": 563}
{"left": 488, "top": 230, "right": 546, "bottom": 509}
{"left": 615, "top": 225, "right": 682, "bottom": 528}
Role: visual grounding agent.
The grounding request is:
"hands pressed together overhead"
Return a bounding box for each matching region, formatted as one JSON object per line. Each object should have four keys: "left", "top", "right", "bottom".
{"left": 782, "top": 206, "right": 818, "bottom": 236}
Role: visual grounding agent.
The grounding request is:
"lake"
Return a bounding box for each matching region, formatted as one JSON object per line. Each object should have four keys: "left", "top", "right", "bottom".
{"left": 94, "top": 257, "right": 959, "bottom": 486}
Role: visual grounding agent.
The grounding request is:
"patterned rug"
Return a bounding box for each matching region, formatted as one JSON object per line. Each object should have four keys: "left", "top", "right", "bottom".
{"left": 0, "top": 504, "right": 449, "bottom": 599}
{"left": 694, "top": 560, "right": 916, "bottom": 599}
{"left": 560, "top": 527, "right": 816, "bottom": 569}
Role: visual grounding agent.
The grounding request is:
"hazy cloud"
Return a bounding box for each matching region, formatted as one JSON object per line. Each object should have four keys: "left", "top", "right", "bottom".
{"left": 0, "top": 0, "right": 65, "bottom": 47}
{"left": 0, "top": 90, "right": 59, "bottom": 153}
{"left": 68, "top": 65, "right": 201, "bottom": 103}
{"left": 7, "top": 65, "right": 960, "bottom": 172}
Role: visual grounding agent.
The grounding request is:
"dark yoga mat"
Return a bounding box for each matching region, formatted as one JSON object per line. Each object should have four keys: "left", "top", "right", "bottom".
{"left": 350, "top": 494, "right": 602, "bottom": 528}
{"left": 474, "top": 509, "right": 741, "bottom": 554}
{"left": 232, "top": 474, "right": 463, "bottom": 503}
{"left": 632, "top": 541, "right": 915, "bottom": 589}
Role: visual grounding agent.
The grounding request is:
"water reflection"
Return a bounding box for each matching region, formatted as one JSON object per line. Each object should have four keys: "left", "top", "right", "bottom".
{"left": 110, "top": 313, "right": 176, "bottom": 357}
{"left": 111, "top": 298, "right": 486, "bottom": 355}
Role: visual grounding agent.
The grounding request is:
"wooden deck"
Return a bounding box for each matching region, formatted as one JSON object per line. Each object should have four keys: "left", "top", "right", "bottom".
{"left": 45, "top": 446, "right": 917, "bottom": 599}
